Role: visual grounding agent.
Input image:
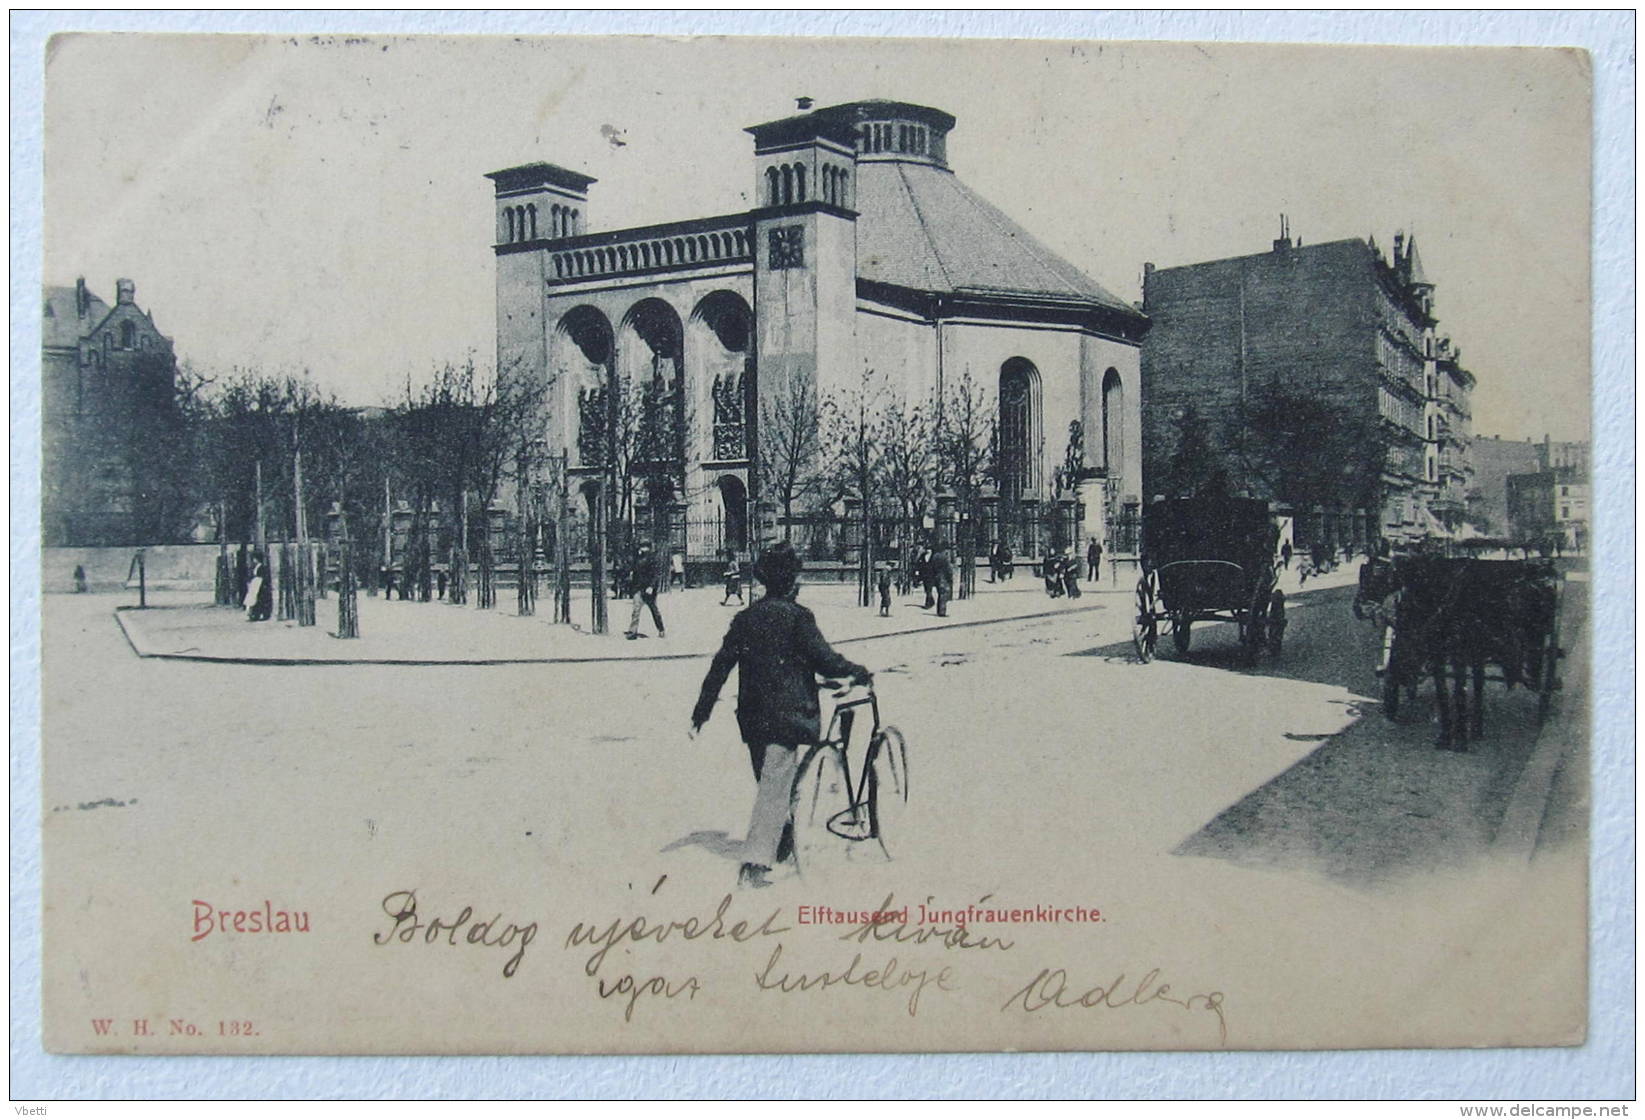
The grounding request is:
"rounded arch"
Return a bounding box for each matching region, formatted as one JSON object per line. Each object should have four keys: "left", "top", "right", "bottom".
{"left": 555, "top": 305, "right": 616, "bottom": 470}
{"left": 689, "top": 291, "right": 755, "bottom": 464}
{"left": 999, "top": 357, "right": 1043, "bottom": 499}
{"left": 716, "top": 474, "right": 749, "bottom": 555}
{"left": 1100, "top": 367, "right": 1124, "bottom": 479}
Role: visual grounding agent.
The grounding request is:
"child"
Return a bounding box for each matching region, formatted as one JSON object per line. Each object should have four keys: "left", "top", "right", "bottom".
{"left": 720, "top": 553, "right": 744, "bottom": 605}
{"left": 877, "top": 564, "right": 892, "bottom": 617}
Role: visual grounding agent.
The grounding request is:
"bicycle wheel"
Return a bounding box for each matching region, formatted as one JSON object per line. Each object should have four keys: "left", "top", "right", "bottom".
{"left": 866, "top": 726, "right": 909, "bottom": 859}
{"left": 790, "top": 744, "right": 848, "bottom": 874}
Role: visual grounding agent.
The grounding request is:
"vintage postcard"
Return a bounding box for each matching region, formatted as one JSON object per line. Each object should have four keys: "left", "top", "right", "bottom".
{"left": 38, "top": 33, "right": 1591, "bottom": 1054}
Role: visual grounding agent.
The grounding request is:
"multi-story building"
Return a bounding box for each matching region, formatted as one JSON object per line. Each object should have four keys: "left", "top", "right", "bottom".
{"left": 1140, "top": 229, "right": 1473, "bottom": 551}
{"left": 1505, "top": 437, "right": 1591, "bottom": 551}
{"left": 41, "top": 278, "right": 181, "bottom": 546}
{"left": 487, "top": 99, "right": 1149, "bottom": 566}
{"left": 1469, "top": 435, "right": 1543, "bottom": 537}
{"left": 1426, "top": 336, "right": 1476, "bottom": 533}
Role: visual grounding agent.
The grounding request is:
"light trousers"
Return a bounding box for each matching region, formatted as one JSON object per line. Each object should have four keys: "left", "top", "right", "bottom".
{"left": 743, "top": 742, "right": 799, "bottom": 868}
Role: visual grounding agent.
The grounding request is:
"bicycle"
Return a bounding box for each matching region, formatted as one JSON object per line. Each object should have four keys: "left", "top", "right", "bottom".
{"left": 789, "top": 682, "right": 909, "bottom": 871}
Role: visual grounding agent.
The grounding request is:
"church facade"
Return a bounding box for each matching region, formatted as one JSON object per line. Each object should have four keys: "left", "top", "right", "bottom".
{"left": 489, "top": 100, "right": 1148, "bottom": 567}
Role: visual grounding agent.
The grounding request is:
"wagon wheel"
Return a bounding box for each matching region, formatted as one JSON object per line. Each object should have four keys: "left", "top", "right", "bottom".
{"left": 1172, "top": 612, "right": 1193, "bottom": 654}
{"left": 1131, "top": 573, "right": 1159, "bottom": 663}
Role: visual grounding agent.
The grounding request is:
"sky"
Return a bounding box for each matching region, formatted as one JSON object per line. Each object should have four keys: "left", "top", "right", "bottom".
{"left": 43, "top": 32, "right": 1593, "bottom": 441}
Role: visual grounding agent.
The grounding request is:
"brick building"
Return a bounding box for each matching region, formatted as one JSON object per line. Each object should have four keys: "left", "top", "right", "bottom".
{"left": 488, "top": 99, "right": 1148, "bottom": 568}
{"left": 41, "top": 278, "right": 183, "bottom": 546}
{"left": 1140, "top": 230, "right": 1475, "bottom": 552}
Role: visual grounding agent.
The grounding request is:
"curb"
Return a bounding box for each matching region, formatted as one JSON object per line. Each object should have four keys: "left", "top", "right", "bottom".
{"left": 112, "top": 599, "right": 1111, "bottom": 667}
{"left": 112, "top": 573, "right": 1364, "bottom": 669}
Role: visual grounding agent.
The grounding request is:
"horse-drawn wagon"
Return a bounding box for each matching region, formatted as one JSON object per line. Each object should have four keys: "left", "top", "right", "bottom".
{"left": 1354, "top": 555, "right": 1563, "bottom": 747}
{"left": 1131, "top": 496, "right": 1285, "bottom": 664}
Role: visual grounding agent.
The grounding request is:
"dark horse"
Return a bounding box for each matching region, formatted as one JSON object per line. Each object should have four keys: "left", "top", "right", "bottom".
{"left": 1356, "top": 556, "right": 1558, "bottom": 749}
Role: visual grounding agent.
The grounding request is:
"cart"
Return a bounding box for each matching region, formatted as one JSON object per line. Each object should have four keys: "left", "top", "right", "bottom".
{"left": 1131, "top": 496, "right": 1284, "bottom": 664}
{"left": 1358, "top": 555, "right": 1562, "bottom": 745}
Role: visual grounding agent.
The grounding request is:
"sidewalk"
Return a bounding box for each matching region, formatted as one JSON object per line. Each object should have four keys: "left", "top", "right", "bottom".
{"left": 109, "top": 560, "right": 1364, "bottom": 666}
{"left": 112, "top": 581, "right": 1102, "bottom": 665}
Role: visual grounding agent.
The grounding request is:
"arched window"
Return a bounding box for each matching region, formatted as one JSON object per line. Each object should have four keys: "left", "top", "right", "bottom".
{"left": 570, "top": 209, "right": 579, "bottom": 235}
{"left": 781, "top": 165, "right": 793, "bottom": 205}
{"left": 1427, "top": 415, "right": 1436, "bottom": 440}
{"left": 120, "top": 321, "right": 136, "bottom": 349}
{"left": 859, "top": 125, "right": 871, "bottom": 151}
{"left": 999, "top": 358, "right": 1041, "bottom": 499}
{"left": 766, "top": 167, "right": 780, "bottom": 206}
{"left": 504, "top": 208, "right": 515, "bottom": 242}
{"left": 1101, "top": 368, "right": 1125, "bottom": 478}
{"left": 795, "top": 164, "right": 806, "bottom": 202}
{"left": 527, "top": 204, "right": 538, "bottom": 239}
{"left": 551, "top": 204, "right": 561, "bottom": 236}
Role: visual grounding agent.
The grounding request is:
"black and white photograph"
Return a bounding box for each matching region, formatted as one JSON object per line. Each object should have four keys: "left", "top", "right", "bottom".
{"left": 19, "top": 20, "right": 1623, "bottom": 1083}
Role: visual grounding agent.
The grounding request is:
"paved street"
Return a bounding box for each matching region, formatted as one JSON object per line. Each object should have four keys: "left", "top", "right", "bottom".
{"left": 48, "top": 562, "right": 1582, "bottom": 892}
{"left": 39, "top": 563, "right": 1588, "bottom": 1051}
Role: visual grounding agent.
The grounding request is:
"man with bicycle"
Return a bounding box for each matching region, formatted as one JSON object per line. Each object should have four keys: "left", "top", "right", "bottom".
{"left": 690, "top": 542, "right": 872, "bottom": 889}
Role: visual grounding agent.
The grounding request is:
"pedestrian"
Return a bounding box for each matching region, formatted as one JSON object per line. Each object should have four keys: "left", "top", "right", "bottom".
{"left": 918, "top": 544, "right": 936, "bottom": 609}
{"left": 73, "top": 564, "right": 87, "bottom": 594}
{"left": 246, "top": 553, "right": 273, "bottom": 621}
{"left": 234, "top": 545, "right": 249, "bottom": 604}
{"left": 625, "top": 542, "right": 666, "bottom": 640}
{"left": 877, "top": 563, "right": 892, "bottom": 617}
{"left": 436, "top": 569, "right": 448, "bottom": 600}
{"left": 690, "top": 542, "right": 872, "bottom": 889}
{"left": 1086, "top": 537, "right": 1102, "bottom": 582}
{"left": 988, "top": 539, "right": 1003, "bottom": 583}
{"left": 930, "top": 547, "right": 954, "bottom": 617}
{"left": 1062, "top": 549, "right": 1082, "bottom": 599}
{"left": 1281, "top": 541, "right": 1293, "bottom": 570}
{"left": 670, "top": 550, "right": 686, "bottom": 589}
{"left": 1043, "top": 553, "right": 1063, "bottom": 598}
{"left": 1000, "top": 540, "right": 1014, "bottom": 581}
{"left": 720, "top": 552, "right": 744, "bottom": 606}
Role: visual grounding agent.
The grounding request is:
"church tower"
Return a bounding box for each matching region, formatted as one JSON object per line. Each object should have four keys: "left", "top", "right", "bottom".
{"left": 743, "top": 101, "right": 874, "bottom": 414}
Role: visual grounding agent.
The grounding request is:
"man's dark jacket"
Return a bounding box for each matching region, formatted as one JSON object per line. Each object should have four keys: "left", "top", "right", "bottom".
{"left": 692, "top": 596, "right": 869, "bottom": 746}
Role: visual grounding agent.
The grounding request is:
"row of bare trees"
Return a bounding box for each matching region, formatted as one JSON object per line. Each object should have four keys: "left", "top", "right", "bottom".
{"left": 180, "top": 357, "right": 558, "bottom": 635}
{"left": 758, "top": 365, "right": 1002, "bottom": 606}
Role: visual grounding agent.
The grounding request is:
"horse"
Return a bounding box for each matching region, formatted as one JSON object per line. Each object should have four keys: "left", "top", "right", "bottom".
{"left": 1356, "top": 556, "right": 1557, "bottom": 749}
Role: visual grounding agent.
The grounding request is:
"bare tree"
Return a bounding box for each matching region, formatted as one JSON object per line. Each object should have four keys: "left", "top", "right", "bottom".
{"left": 822, "top": 366, "right": 885, "bottom": 607}
{"left": 934, "top": 367, "right": 997, "bottom": 599}
{"left": 757, "top": 373, "right": 824, "bottom": 545}
{"left": 876, "top": 390, "right": 935, "bottom": 587}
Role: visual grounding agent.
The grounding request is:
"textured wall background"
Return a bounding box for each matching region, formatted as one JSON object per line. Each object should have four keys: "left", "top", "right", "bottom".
{"left": 11, "top": 10, "right": 1634, "bottom": 1101}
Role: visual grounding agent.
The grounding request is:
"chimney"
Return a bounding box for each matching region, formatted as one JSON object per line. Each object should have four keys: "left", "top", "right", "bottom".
{"left": 1272, "top": 213, "right": 1292, "bottom": 252}
{"left": 75, "top": 277, "right": 87, "bottom": 317}
{"left": 795, "top": 96, "right": 814, "bottom": 111}
{"left": 115, "top": 278, "right": 135, "bottom": 305}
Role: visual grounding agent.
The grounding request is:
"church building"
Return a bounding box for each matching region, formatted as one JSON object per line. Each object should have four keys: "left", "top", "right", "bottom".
{"left": 489, "top": 99, "right": 1148, "bottom": 568}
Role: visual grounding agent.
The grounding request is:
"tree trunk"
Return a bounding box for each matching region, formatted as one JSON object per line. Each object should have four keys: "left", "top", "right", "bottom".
{"left": 554, "top": 452, "right": 572, "bottom": 624}
{"left": 858, "top": 496, "right": 874, "bottom": 608}
{"left": 336, "top": 541, "right": 360, "bottom": 639}
{"left": 590, "top": 480, "right": 609, "bottom": 634}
